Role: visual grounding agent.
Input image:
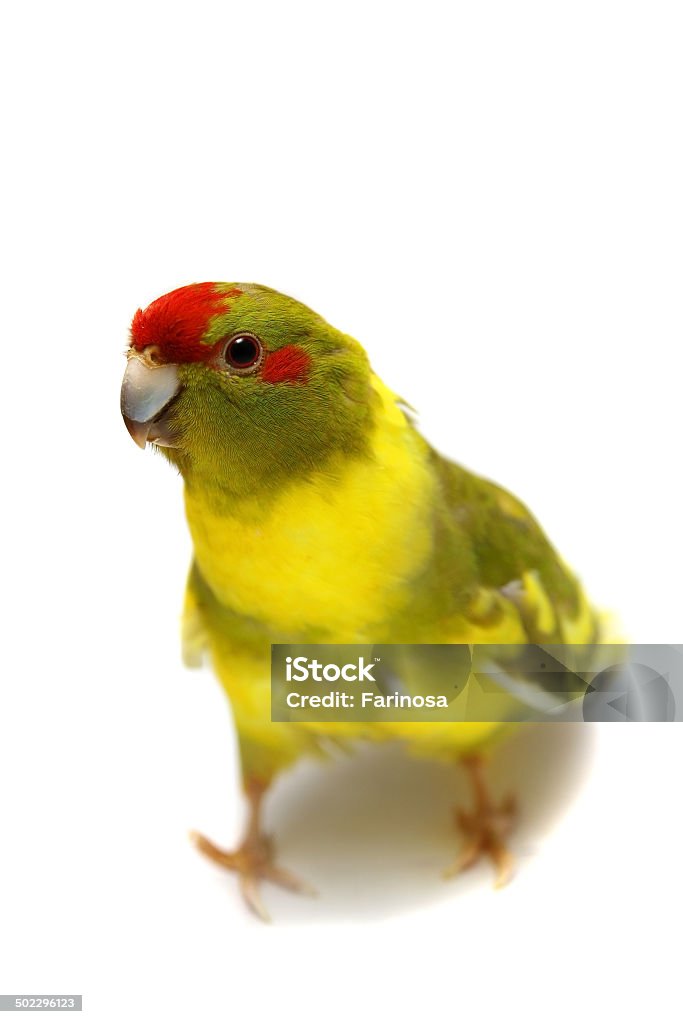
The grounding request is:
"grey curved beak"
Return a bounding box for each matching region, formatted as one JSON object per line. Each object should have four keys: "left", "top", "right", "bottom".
{"left": 121, "top": 354, "right": 182, "bottom": 449}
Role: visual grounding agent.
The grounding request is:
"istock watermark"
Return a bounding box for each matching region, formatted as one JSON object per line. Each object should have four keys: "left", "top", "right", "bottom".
{"left": 285, "top": 655, "right": 379, "bottom": 683}
{"left": 270, "top": 644, "right": 683, "bottom": 723}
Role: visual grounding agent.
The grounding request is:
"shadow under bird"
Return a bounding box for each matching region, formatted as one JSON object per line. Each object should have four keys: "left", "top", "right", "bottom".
{"left": 120, "top": 282, "right": 600, "bottom": 920}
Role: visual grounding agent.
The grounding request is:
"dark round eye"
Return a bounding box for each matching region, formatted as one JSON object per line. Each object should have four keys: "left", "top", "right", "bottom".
{"left": 223, "top": 334, "right": 263, "bottom": 372}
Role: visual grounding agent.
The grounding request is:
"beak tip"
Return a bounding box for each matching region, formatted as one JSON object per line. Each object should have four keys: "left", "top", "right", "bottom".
{"left": 122, "top": 414, "right": 151, "bottom": 449}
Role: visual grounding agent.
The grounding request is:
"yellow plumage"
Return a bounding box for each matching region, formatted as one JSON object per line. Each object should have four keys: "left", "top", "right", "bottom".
{"left": 182, "top": 373, "right": 595, "bottom": 769}
{"left": 184, "top": 377, "right": 435, "bottom": 639}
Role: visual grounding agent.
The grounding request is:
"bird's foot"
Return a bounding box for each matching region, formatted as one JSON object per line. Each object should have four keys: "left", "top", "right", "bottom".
{"left": 444, "top": 756, "right": 517, "bottom": 888}
{"left": 190, "top": 829, "right": 316, "bottom": 922}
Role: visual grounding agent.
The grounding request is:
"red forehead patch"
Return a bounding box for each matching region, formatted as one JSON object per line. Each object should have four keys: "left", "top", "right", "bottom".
{"left": 261, "top": 345, "right": 311, "bottom": 384}
{"left": 130, "top": 283, "right": 242, "bottom": 362}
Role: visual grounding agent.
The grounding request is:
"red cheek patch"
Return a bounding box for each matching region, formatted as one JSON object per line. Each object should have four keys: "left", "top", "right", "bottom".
{"left": 261, "top": 345, "right": 311, "bottom": 384}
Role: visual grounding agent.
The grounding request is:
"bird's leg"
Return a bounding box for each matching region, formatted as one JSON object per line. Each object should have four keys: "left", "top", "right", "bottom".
{"left": 444, "top": 754, "right": 517, "bottom": 888}
{"left": 190, "top": 778, "right": 315, "bottom": 922}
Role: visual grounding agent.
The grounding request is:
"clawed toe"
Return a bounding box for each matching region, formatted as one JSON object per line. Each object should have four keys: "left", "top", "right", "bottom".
{"left": 444, "top": 757, "right": 518, "bottom": 889}
{"left": 190, "top": 830, "right": 316, "bottom": 922}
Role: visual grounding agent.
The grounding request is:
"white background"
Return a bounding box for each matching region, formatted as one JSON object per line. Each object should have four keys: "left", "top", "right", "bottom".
{"left": 1, "top": 2, "right": 682, "bottom": 1022}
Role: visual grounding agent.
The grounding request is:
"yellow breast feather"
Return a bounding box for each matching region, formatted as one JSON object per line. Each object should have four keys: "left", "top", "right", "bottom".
{"left": 184, "top": 376, "right": 435, "bottom": 638}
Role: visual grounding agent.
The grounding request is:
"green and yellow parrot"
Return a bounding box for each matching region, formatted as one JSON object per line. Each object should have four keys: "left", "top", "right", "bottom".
{"left": 121, "top": 282, "right": 599, "bottom": 919}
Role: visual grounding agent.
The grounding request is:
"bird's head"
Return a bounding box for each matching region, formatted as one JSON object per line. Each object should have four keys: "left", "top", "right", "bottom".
{"left": 121, "top": 283, "right": 376, "bottom": 497}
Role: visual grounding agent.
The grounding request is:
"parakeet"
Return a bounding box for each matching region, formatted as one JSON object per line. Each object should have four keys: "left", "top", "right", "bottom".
{"left": 120, "top": 282, "right": 599, "bottom": 920}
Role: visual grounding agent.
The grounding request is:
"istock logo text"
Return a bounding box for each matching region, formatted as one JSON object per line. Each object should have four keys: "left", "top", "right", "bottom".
{"left": 285, "top": 656, "right": 377, "bottom": 683}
